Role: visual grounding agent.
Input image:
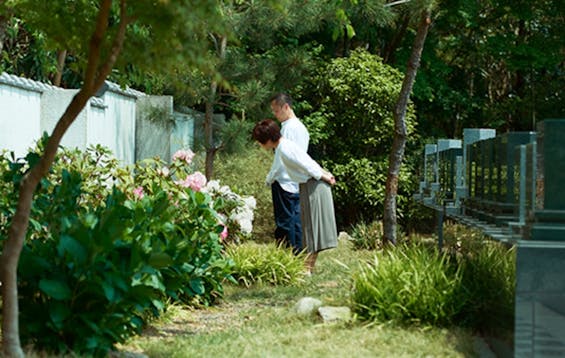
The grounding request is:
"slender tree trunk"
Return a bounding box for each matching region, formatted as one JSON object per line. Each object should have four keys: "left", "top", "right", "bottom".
{"left": 204, "top": 34, "right": 227, "bottom": 180}
{"left": 1, "top": 1, "right": 129, "bottom": 356}
{"left": 204, "top": 80, "right": 218, "bottom": 180}
{"left": 0, "top": 14, "right": 7, "bottom": 54}
{"left": 1, "top": 91, "right": 91, "bottom": 356}
{"left": 383, "top": 9, "right": 431, "bottom": 245}
{"left": 53, "top": 49, "right": 67, "bottom": 87}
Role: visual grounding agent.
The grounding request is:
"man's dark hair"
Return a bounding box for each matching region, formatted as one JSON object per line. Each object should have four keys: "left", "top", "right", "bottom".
{"left": 269, "top": 93, "right": 293, "bottom": 107}
{"left": 252, "top": 119, "right": 281, "bottom": 144}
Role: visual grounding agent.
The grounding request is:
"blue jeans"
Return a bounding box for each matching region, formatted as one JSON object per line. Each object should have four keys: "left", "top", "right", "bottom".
{"left": 271, "top": 181, "right": 302, "bottom": 254}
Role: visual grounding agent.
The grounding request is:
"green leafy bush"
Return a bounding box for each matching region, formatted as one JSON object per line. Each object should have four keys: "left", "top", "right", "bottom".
{"left": 18, "top": 188, "right": 164, "bottom": 354}
{"left": 225, "top": 242, "right": 306, "bottom": 287}
{"left": 328, "top": 158, "right": 414, "bottom": 226}
{"left": 299, "top": 48, "right": 418, "bottom": 227}
{"left": 352, "top": 244, "right": 465, "bottom": 326}
{"left": 0, "top": 145, "right": 247, "bottom": 355}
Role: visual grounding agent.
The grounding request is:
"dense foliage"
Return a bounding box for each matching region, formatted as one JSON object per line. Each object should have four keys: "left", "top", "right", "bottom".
{"left": 410, "top": 0, "right": 565, "bottom": 136}
{"left": 0, "top": 145, "right": 257, "bottom": 355}
{"left": 300, "top": 49, "right": 418, "bottom": 227}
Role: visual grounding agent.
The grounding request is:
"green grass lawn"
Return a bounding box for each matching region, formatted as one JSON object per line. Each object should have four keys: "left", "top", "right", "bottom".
{"left": 120, "top": 237, "right": 480, "bottom": 358}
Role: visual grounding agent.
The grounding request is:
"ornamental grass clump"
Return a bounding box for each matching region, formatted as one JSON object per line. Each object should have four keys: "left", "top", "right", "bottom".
{"left": 440, "top": 223, "right": 515, "bottom": 333}
{"left": 456, "top": 240, "right": 516, "bottom": 334}
{"left": 352, "top": 243, "right": 465, "bottom": 326}
{"left": 349, "top": 220, "right": 384, "bottom": 250}
{"left": 225, "top": 242, "right": 306, "bottom": 287}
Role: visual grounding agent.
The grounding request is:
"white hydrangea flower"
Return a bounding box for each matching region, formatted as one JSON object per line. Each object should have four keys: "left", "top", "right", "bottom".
{"left": 243, "top": 196, "right": 257, "bottom": 210}
{"left": 204, "top": 180, "right": 221, "bottom": 193}
{"left": 238, "top": 219, "right": 253, "bottom": 234}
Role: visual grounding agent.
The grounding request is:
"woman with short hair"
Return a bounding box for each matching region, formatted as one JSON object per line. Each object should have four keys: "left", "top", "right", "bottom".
{"left": 252, "top": 119, "right": 338, "bottom": 274}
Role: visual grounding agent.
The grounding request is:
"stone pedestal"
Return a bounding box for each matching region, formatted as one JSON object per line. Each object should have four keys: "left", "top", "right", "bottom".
{"left": 515, "top": 241, "right": 565, "bottom": 357}
{"left": 516, "top": 119, "right": 565, "bottom": 357}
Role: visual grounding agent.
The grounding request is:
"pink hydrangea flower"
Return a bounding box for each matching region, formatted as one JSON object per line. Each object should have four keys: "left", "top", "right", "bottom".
{"left": 133, "top": 186, "right": 144, "bottom": 199}
{"left": 178, "top": 171, "right": 207, "bottom": 191}
{"left": 220, "top": 225, "right": 228, "bottom": 241}
{"left": 172, "top": 149, "right": 195, "bottom": 164}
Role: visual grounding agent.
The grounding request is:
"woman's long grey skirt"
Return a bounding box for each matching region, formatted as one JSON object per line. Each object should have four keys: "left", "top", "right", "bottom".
{"left": 299, "top": 179, "right": 338, "bottom": 253}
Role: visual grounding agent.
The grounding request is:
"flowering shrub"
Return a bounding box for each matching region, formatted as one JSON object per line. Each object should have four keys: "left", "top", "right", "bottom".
{"left": 177, "top": 171, "right": 207, "bottom": 191}
{"left": 125, "top": 149, "right": 256, "bottom": 243}
{"left": 202, "top": 180, "right": 256, "bottom": 243}
{"left": 0, "top": 145, "right": 254, "bottom": 355}
{"left": 172, "top": 148, "right": 196, "bottom": 164}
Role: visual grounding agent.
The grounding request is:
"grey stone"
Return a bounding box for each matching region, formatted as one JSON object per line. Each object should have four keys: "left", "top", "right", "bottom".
{"left": 318, "top": 306, "right": 352, "bottom": 323}
{"left": 338, "top": 231, "right": 351, "bottom": 241}
{"left": 294, "top": 297, "right": 322, "bottom": 316}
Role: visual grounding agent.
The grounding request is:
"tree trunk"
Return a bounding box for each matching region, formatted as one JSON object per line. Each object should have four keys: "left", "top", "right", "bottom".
{"left": 53, "top": 49, "right": 68, "bottom": 87}
{"left": 204, "top": 34, "right": 227, "bottom": 180}
{"left": 0, "top": 14, "right": 8, "bottom": 54}
{"left": 1, "top": 1, "right": 128, "bottom": 356}
{"left": 383, "top": 9, "right": 432, "bottom": 246}
{"left": 204, "top": 80, "right": 218, "bottom": 180}
{"left": 1, "top": 90, "right": 91, "bottom": 357}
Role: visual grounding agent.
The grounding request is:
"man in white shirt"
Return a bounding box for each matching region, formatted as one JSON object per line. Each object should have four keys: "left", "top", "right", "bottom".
{"left": 266, "top": 93, "right": 309, "bottom": 254}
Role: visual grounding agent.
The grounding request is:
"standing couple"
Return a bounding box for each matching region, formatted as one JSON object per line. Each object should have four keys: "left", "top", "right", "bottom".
{"left": 253, "top": 93, "right": 337, "bottom": 275}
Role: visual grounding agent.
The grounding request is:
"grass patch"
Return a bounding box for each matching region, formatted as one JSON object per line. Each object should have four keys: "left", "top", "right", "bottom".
{"left": 225, "top": 241, "right": 306, "bottom": 287}
{"left": 122, "top": 239, "right": 478, "bottom": 357}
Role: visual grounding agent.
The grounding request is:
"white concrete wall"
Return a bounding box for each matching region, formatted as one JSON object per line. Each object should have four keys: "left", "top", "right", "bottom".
{"left": 1, "top": 73, "right": 140, "bottom": 165}
{"left": 171, "top": 111, "right": 195, "bottom": 157}
{"left": 86, "top": 104, "right": 110, "bottom": 149}
{"left": 0, "top": 84, "right": 42, "bottom": 158}
{"left": 101, "top": 90, "right": 136, "bottom": 165}
{"left": 136, "top": 95, "right": 173, "bottom": 162}
{"left": 41, "top": 89, "right": 89, "bottom": 150}
{"left": 1, "top": 73, "right": 206, "bottom": 166}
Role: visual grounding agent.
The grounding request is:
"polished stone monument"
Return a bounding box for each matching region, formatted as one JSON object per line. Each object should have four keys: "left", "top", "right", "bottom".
{"left": 515, "top": 119, "right": 565, "bottom": 357}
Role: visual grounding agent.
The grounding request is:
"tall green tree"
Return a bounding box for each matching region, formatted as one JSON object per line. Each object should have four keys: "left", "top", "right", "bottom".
{"left": 411, "top": 0, "right": 565, "bottom": 136}
{"left": 152, "top": 0, "right": 336, "bottom": 179}
{"left": 299, "top": 48, "right": 417, "bottom": 227}
{"left": 383, "top": 0, "right": 435, "bottom": 245}
{"left": 0, "top": 1, "right": 225, "bottom": 357}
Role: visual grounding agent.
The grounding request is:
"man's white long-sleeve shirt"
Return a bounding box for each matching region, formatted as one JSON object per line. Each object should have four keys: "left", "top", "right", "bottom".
{"left": 276, "top": 138, "right": 322, "bottom": 184}
{"left": 265, "top": 117, "right": 309, "bottom": 193}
